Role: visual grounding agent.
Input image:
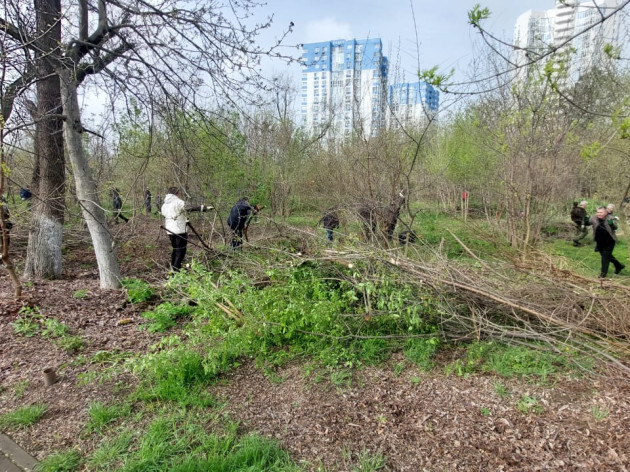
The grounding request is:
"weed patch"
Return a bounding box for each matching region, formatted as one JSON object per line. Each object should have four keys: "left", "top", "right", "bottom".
{"left": 85, "top": 413, "right": 299, "bottom": 471}
{"left": 121, "top": 278, "right": 154, "bottom": 303}
{"left": 0, "top": 403, "right": 47, "bottom": 429}
{"left": 86, "top": 402, "right": 132, "bottom": 433}
{"left": 35, "top": 449, "right": 82, "bottom": 472}
{"left": 140, "top": 302, "right": 194, "bottom": 332}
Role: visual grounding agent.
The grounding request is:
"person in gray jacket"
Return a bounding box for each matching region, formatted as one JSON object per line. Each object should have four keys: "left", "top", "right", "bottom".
{"left": 590, "top": 206, "right": 624, "bottom": 278}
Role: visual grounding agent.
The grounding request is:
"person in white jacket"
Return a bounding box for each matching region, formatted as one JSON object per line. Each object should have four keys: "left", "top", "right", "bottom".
{"left": 161, "top": 187, "right": 212, "bottom": 271}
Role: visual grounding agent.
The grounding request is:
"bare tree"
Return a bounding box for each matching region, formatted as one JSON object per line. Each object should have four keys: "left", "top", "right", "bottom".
{"left": 2, "top": 0, "right": 292, "bottom": 288}
{"left": 23, "top": 0, "right": 65, "bottom": 280}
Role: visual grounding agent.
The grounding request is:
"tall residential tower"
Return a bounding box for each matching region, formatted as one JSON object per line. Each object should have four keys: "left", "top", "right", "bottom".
{"left": 514, "top": 0, "right": 622, "bottom": 79}
{"left": 300, "top": 38, "right": 388, "bottom": 139}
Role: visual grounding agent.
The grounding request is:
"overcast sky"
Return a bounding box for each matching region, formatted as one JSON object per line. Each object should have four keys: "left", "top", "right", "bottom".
{"left": 258, "top": 0, "right": 554, "bottom": 84}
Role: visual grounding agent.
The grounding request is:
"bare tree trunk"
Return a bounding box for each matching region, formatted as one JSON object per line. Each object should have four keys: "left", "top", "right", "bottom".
{"left": 1, "top": 130, "right": 21, "bottom": 298}
{"left": 24, "top": 0, "right": 65, "bottom": 279}
{"left": 59, "top": 68, "right": 121, "bottom": 289}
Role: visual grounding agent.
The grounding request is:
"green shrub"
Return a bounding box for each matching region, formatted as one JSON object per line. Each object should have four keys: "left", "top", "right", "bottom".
{"left": 121, "top": 278, "right": 153, "bottom": 303}
{"left": 0, "top": 403, "right": 47, "bottom": 429}
{"left": 169, "top": 262, "right": 441, "bottom": 369}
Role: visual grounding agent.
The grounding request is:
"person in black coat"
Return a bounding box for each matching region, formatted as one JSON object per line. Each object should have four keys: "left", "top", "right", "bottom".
{"left": 318, "top": 208, "right": 340, "bottom": 242}
{"left": 570, "top": 201, "right": 588, "bottom": 246}
{"left": 227, "top": 197, "right": 254, "bottom": 249}
{"left": 112, "top": 188, "right": 128, "bottom": 223}
{"left": 590, "top": 206, "right": 624, "bottom": 278}
{"left": 144, "top": 189, "right": 152, "bottom": 214}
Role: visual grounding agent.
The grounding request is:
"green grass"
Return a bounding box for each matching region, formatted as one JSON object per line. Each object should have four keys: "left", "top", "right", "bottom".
{"left": 0, "top": 403, "right": 47, "bottom": 429}
{"left": 73, "top": 289, "right": 88, "bottom": 299}
{"left": 86, "top": 402, "right": 132, "bottom": 433}
{"left": 86, "top": 432, "right": 134, "bottom": 471}
{"left": 493, "top": 381, "right": 510, "bottom": 398}
{"left": 403, "top": 338, "right": 440, "bottom": 371}
{"left": 35, "top": 449, "right": 82, "bottom": 472}
{"left": 445, "top": 342, "right": 572, "bottom": 380}
{"left": 516, "top": 394, "right": 543, "bottom": 414}
{"left": 542, "top": 234, "right": 629, "bottom": 279}
{"left": 54, "top": 334, "right": 85, "bottom": 353}
{"left": 590, "top": 405, "right": 610, "bottom": 421}
{"left": 85, "top": 413, "right": 300, "bottom": 472}
{"left": 350, "top": 449, "right": 387, "bottom": 471}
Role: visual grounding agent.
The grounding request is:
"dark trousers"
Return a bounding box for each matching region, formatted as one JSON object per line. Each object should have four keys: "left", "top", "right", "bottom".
{"left": 325, "top": 228, "right": 334, "bottom": 242}
{"left": 598, "top": 243, "right": 623, "bottom": 277}
{"left": 115, "top": 210, "right": 129, "bottom": 223}
{"left": 573, "top": 223, "right": 587, "bottom": 244}
{"left": 231, "top": 227, "right": 243, "bottom": 249}
{"left": 169, "top": 232, "right": 188, "bottom": 270}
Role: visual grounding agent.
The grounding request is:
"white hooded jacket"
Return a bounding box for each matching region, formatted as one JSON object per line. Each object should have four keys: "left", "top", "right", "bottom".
{"left": 161, "top": 193, "right": 187, "bottom": 234}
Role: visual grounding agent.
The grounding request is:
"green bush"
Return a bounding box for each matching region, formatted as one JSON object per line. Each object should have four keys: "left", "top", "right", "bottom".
{"left": 121, "top": 278, "right": 154, "bottom": 303}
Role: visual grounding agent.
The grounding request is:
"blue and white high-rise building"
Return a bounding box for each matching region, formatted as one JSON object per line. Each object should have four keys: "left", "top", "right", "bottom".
{"left": 387, "top": 82, "right": 440, "bottom": 130}
{"left": 300, "top": 38, "right": 388, "bottom": 139}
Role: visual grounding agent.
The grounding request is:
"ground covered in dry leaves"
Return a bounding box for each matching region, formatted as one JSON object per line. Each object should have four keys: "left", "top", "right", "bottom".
{"left": 1, "top": 217, "right": 629, "bottom": 471}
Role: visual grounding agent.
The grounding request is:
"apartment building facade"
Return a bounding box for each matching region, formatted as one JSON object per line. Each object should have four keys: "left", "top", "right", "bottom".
{"left": 300, "top": 38, "right": 389, "bottom": 139}
{"left": 514, "top": 0, "right": 622, "bottom": 79}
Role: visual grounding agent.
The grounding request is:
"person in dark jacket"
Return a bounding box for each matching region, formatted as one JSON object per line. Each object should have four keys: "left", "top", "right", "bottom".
{"left": 318, "top": 208, "right": 340, "bottom": 242}
{"left": 19, "top": 188, "right": 32, "bottom": 200}
{"left": 590, "top": 206, "right": 624, "bottom": 278}
{"left": 112, "top": 188, "right": 128, "bottom": 223}
{"left": 144, "top": 189, "right": 152, "bottom": 214}
{"left": 227, "top": 197, "right": 255, "bottom": 249}
{"left": 154, "top": 194, "right": 161, "bottom": 215}
{"left": 385, "top": 192, "right": 405, "bottom": 241}
{"left": 570, "top": 201, "right": 588, "bottom": 246}
{"left": 398, "top": 230, "right": 418, "bottom": 245}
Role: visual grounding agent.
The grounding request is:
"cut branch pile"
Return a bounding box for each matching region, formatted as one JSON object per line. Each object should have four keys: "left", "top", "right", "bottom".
{"left": 246, "top": 223, "right": 630, "bottom": 377}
